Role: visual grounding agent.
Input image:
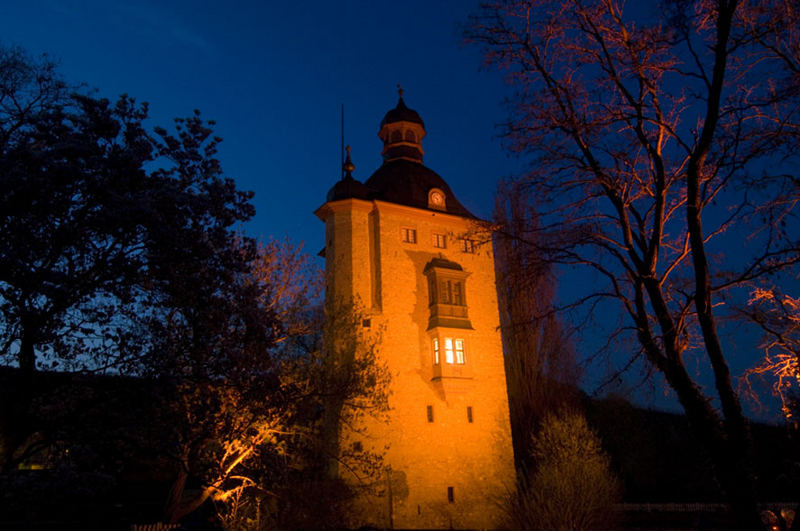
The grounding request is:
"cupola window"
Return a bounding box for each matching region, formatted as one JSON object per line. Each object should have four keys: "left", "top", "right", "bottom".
{"left": 405, "top": 130, "right": 416, "bottom": 142}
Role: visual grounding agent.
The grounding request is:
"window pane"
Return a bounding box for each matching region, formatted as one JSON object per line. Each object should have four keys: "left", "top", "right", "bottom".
{"left": 445, "top": 338, "right": 455, "bottom": 364}
{"left": 433, "top": 338, "right": 439, "bottom": 364}
{"left": 455, "top": 339, "right": 465, "bottom": 364}
{"left": 440, "top": 280, "right": 450, "bottom": 304}
{"left": 453, "top": 282, "right": 463, "bottom": 305}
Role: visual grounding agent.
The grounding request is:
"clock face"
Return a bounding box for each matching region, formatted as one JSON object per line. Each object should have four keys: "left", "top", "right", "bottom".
{"left": 431, "top": 191, "right": 444, "bottom": 205}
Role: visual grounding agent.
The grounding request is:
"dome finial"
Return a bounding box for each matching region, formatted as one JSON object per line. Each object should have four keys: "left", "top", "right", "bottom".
{"left": 397, "top": 83, "right": 404, "bottom": 99}
{"left": 342, "top": 145, "right": 355, "bottom": 179}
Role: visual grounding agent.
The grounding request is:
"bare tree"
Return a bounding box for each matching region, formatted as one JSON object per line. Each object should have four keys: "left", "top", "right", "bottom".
{"left": 468, "top": 0, "right": 800, "bottom": 527}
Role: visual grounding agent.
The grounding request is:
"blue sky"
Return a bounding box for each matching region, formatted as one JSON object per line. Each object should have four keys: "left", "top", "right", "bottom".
{"left": 1, "top": 0, "right": 518, "bottom": 252}
{"left": 2, "top": 1, "right": 786, "bottom": 418}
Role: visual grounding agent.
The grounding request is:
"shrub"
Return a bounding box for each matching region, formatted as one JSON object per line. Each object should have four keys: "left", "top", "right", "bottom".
{"left": 507, "top": 411, "right": 621, "bottom": 530}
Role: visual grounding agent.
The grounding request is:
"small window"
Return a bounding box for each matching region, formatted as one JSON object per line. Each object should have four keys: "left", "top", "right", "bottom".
{"left": 427, "top": 405, "right": 434, "bottom": 423}
{"left": 461, "top": 239, "right": 475, "bottom": 253}
{"left": 467, "top": 406, "right": 473, "bottom": 423}
{"left": 401, "top": 227, "right": 417, "bottom": 243}
{"left": 438, "top": 280, "right": 465, "bottom": 306}
{"left": 455, "top": 339, "right": 465, "bottom": 364}
{"left": 447, "top": 486, "right": 454, "bottom": 503}
{"left": 442, "top": 338, "right": 466, "bottom": 365}
{"left": 433, "top": 338, "right": 440, "bottom": 365}
{"left": 432, "top": 233, "right": 446, "bottom": 249}
{"left": 405, "top": 130, "right": 416, "bottom": 142}
{"left": 453, "top": 282, "right": 463, "bottom": 305}
{"left": 444, "top": 338, "right": 455, "bottom": 364}
{"left": 391, "top": 130, "right": 402, "bottom": 142}
{"left": 352, "top": 441, "right": 363, "bottom": 452}
{"left": 362, "top": 319, "right": 371, "bottom": 328}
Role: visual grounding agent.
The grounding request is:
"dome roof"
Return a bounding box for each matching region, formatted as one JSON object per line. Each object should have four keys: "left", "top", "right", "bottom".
{"left": 365, "top": 159, "right": 475, "bottom": 218}
{"left": 326, "top": 175, "right": 370, "bottom": 202}
{"left": 380, "top": 97, "right": 425, "bottom": 128}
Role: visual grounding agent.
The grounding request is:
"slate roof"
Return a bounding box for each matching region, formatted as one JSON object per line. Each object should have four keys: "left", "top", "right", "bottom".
{"left": 380, "top": 97, "right": 425, "bottom": 128}
{"left": 325, "top": 159, "right": 475, "bottom": 218}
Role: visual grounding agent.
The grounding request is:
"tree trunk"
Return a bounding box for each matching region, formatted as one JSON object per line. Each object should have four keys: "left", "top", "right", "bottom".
{"left": 19, "top": 323, "right": 36, "bottom": 388}
{"left": 2, "top": 327, "right": 36, "bottom": 472}
{"left": 164, "top": 460, "right": 213, "bottom": 524}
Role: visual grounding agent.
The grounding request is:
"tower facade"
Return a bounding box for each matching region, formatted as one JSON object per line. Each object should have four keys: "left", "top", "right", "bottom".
{"left": 315, "top": 94, "right": 515, "bottom": 529}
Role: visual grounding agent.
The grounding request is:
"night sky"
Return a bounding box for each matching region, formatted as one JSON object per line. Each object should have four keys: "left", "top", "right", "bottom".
{"left": 2, "top": 1, "right": 784, "bottom": 418}
{"left": 1, "top": 0, "right": 519, "bottom": 252}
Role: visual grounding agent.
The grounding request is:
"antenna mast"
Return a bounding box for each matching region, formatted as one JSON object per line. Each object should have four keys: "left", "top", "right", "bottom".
{"left": 340, "top": 103, "right": 344, "bottom": 180}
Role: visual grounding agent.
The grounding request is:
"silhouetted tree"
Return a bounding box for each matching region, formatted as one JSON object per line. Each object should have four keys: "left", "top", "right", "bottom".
{"left": 468, "top": 1, "right": 800, "bottom": 527}
{"left": 0, "top": 46, "right": 255, "bottom": 472}
{"left": 494, "top": 179, "right": 581, "bottom": 470}
{"left": 0, "top": 46, "right": 388, "bottom": 528}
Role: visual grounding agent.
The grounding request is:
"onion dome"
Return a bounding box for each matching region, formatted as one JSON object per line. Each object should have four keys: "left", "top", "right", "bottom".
{"left": 378, "top": 85, "right": 426, "bottom": 163}
{"left": 380, "top": 95, "right": 425, "bottom": 128}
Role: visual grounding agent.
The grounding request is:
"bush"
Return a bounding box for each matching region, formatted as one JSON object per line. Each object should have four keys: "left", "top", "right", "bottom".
{"left": 507, "top": 411, "right": 621, "bottom": 530}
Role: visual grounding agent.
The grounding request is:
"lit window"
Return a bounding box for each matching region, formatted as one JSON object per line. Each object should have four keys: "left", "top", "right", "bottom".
{"left": 401, "top": 227, "right": 417, "bottom": 243}
{"left": 455, "top": 339, "right": 465, "bottom": 364}
{"left": 461, "top": 239, "right": 475, "bottom": 253}
{"left": 440, "top": 337, "right": 466, "bottom": 365}
{"left": 432, "top": 233, "right": 446, "bottom": 248}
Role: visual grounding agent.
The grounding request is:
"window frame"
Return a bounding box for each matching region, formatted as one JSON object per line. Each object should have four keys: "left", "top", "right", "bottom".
{"left": 432, "top": 232, "right": 447, "bottom": 249}
{"left": 401, "top": 227, "right": 417, "bottom": 244}
{"left": 436, "top": 336, "right": 466, "bottom": 365}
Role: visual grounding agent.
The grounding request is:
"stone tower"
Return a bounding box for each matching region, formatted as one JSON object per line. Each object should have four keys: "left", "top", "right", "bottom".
{"left": 315, "top": 93, "right": 515, "bottom": 529}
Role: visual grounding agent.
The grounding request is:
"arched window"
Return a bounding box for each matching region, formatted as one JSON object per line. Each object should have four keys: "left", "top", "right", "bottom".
{"left": 391, "top": 130, "right": 402, "bottom": 143}
{"left": 405, "top": 130, "right": 416, "bottom": 142}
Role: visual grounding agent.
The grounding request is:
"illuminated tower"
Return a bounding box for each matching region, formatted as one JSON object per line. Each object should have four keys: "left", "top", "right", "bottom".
{"left": 315, "top": 91, "right": 515, "bottom": 529}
